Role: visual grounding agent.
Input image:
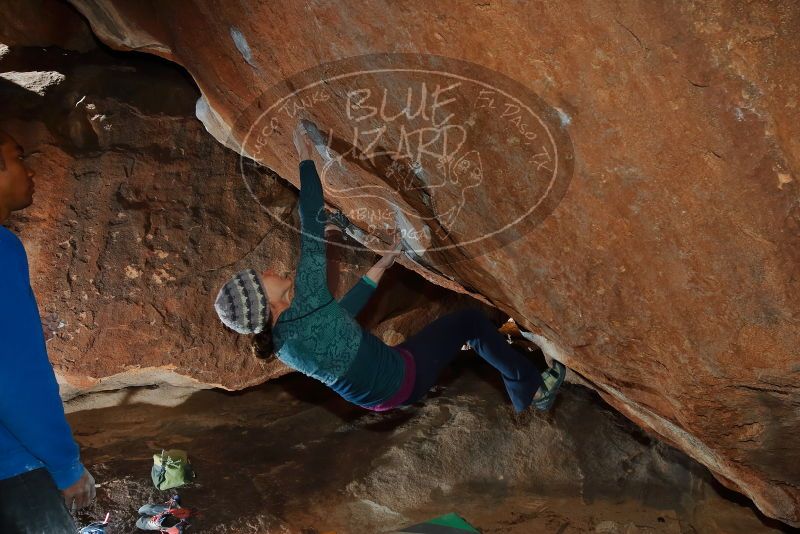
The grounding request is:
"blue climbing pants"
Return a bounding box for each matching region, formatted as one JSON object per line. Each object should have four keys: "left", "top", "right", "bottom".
{"left": 397, "top": 308, "right": 543, "bottom": 412}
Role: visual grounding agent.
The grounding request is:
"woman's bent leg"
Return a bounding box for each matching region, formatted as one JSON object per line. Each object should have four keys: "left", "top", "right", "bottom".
{"left": 397, "top": 309, "right": 478, "bottom": 405}
{"left": 398, "top": 308, "right": 543, "bottom": 411}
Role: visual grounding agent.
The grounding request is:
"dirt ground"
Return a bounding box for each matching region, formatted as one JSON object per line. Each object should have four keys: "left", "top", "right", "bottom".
{"left": 65, "top": 353, "right": 795, "bottom": 534}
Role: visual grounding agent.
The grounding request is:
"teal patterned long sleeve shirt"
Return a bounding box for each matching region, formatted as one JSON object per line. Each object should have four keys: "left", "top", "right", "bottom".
{"left": 272, "top": 159, "right": 405, "bottom": 407}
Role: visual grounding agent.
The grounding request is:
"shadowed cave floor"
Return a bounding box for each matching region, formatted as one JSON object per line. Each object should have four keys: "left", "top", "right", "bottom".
{"left": 66, "top": 356, "right": 795, "bottom": 534}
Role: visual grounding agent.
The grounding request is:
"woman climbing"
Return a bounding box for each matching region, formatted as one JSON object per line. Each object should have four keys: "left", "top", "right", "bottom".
{"left": 214, "top": 119, "right": 567, "bottom": 413}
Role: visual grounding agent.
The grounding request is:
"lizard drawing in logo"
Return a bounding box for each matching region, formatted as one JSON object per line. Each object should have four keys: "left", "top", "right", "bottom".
{"left": 320, "top": 147, "right": 484, "bottom": 243}
{"left": 434, "top": 148, "right": 484, "bottom": 232}
{"left": 307, "top": 123, "right": 484, "bottom": 243}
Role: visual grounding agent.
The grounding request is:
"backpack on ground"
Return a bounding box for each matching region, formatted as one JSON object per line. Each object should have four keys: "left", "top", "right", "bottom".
{"left": 151, "top": 449, "right": 195, "bottom": 490}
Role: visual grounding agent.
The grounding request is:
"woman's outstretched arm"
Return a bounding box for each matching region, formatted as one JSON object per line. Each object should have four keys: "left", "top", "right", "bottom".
{"left": 337, "top": 275, "right": 377, "bottom": 318}
{"left": 337, "top": 237, "right": 402, "bottom": 317}
{"left": 365, "top": 237, "right": 403, "bottom": 285}
{"left": 325, "top": 224, "right": 345, "bottom": 297}
{"left": 290, "top": 121, "right": 331, "bottom": 311}
{"left": 294, "top": 121, "right": 325, "bottom": 239}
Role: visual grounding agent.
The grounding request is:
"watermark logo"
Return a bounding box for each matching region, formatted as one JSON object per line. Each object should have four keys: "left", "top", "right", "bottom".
{"left": 233, "top": 53, "right": 573, "bottom": 265}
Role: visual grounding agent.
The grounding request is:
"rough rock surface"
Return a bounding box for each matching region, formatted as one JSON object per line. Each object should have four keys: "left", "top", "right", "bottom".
{"left": 67, "top": 364, "right": 789, "bottom": 533}
{"left": 0, "top": 0, "right": 97, "bottom": 52}
{"left": 56, "top": 0, "right": 800, "bottom": 525}
{"left": 0, "top": 43, "right": 487, "bottom": 399}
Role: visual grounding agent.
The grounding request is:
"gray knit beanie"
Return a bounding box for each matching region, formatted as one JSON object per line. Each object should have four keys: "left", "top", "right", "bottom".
{"left": 214, "top": 268, "right": 269, "bottom": 334}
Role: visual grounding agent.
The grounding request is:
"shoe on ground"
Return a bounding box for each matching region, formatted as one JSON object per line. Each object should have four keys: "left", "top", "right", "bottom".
{"left": 135, "top": 512, "right": 184, "bottom": 532}
{"left": 137, "top": 495, "right": 181, "bottom": 517}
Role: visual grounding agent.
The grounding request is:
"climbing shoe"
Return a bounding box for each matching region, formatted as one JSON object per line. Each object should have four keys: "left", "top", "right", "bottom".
{"left": 136, "top": 495, "right": 190, "bottom": 533}
{"left": 533, "top": 360, "right": 567, "bottom": 411}
{"left": 137, "top": 495, "right": 181, "bottom": 517}
{"left": 79, "top": 513, "right": 110, "bottom": 534}
{"left": 135, "top": 512, "right": 188, "bottom": 533}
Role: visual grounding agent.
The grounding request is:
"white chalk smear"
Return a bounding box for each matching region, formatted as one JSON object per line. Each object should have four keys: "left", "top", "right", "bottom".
{"left": 230, "top": 27, "right": 258, "bottom": 70}
{"left": 555, "top": 107, "right": 572, "bottom": 127}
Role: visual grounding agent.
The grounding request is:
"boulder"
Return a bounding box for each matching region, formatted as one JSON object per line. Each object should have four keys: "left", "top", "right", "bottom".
{"left": 0, "top": 43, "right": 485, "bottom": 400}
{"left": 6, "top": 0, "right": 800, "bottom": 525}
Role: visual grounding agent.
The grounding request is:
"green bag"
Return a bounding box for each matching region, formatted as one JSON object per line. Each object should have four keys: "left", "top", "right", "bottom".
{"left": 151, "top": 449, "right": 195, "bottom": 490}
{"left": 389, "top": 513, "right": 479, "bottom": 533}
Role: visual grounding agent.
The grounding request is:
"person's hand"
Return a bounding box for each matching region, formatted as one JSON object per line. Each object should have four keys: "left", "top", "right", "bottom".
{"left": 62, "top": 468, "right": 96, "bottom": 512}
{"left": 375, "top": 236, "right": 403, "bottom": 269}
{"left": 293, "top": 119, "right": 324, "bottom": 160}
{"left": 293, "top": 120, "right": 314, "bottom": 160}
{"left": 299, "top": 118, "right": 322, "bottom": 140}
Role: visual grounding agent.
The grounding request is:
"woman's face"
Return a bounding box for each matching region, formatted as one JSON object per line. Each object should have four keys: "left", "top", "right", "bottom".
{"left": 260, "top": 268, "right": 295, "bottom": 305}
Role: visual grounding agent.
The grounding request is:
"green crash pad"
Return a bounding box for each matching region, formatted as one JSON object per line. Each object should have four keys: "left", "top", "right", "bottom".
{"left": 390, "top": 513, "right": 479, "bottom": 533}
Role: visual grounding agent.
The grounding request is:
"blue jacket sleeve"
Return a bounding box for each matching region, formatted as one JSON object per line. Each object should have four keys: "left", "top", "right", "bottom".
{"left": 289, "top": 159, "right": 331, "bottom": 313}
{"left": 298, "top": 159, "right": 325, "bottom": 241}
{"left": 0, "top": 233, "right": 84, "bottom": 489}
{"left": 337, "top": 275, "right": 377, "bottom": 318}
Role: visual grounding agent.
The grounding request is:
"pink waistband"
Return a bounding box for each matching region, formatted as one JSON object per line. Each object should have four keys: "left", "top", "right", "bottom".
{"left": 362, "top": 346, "right": 416, "bottom": 412}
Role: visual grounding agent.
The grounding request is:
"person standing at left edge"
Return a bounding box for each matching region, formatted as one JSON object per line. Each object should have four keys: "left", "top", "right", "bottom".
{"left": 0, "top": 130, "right": 96, "bottom": 533}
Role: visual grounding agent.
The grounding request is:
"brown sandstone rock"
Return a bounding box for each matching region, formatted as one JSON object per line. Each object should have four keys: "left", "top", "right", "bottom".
{"left": 0, "top": 44, "right": 483, "bottom": 400}
{"left": 0, "top": 0, "right": 96, "bottom": 52}
{"left": 60, "top": 0, "right": 800, "bottom": 525}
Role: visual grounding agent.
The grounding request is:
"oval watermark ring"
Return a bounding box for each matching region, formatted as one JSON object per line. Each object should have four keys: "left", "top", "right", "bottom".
{"left": 232, "top": 53, "right": 573, "bottom": 266}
